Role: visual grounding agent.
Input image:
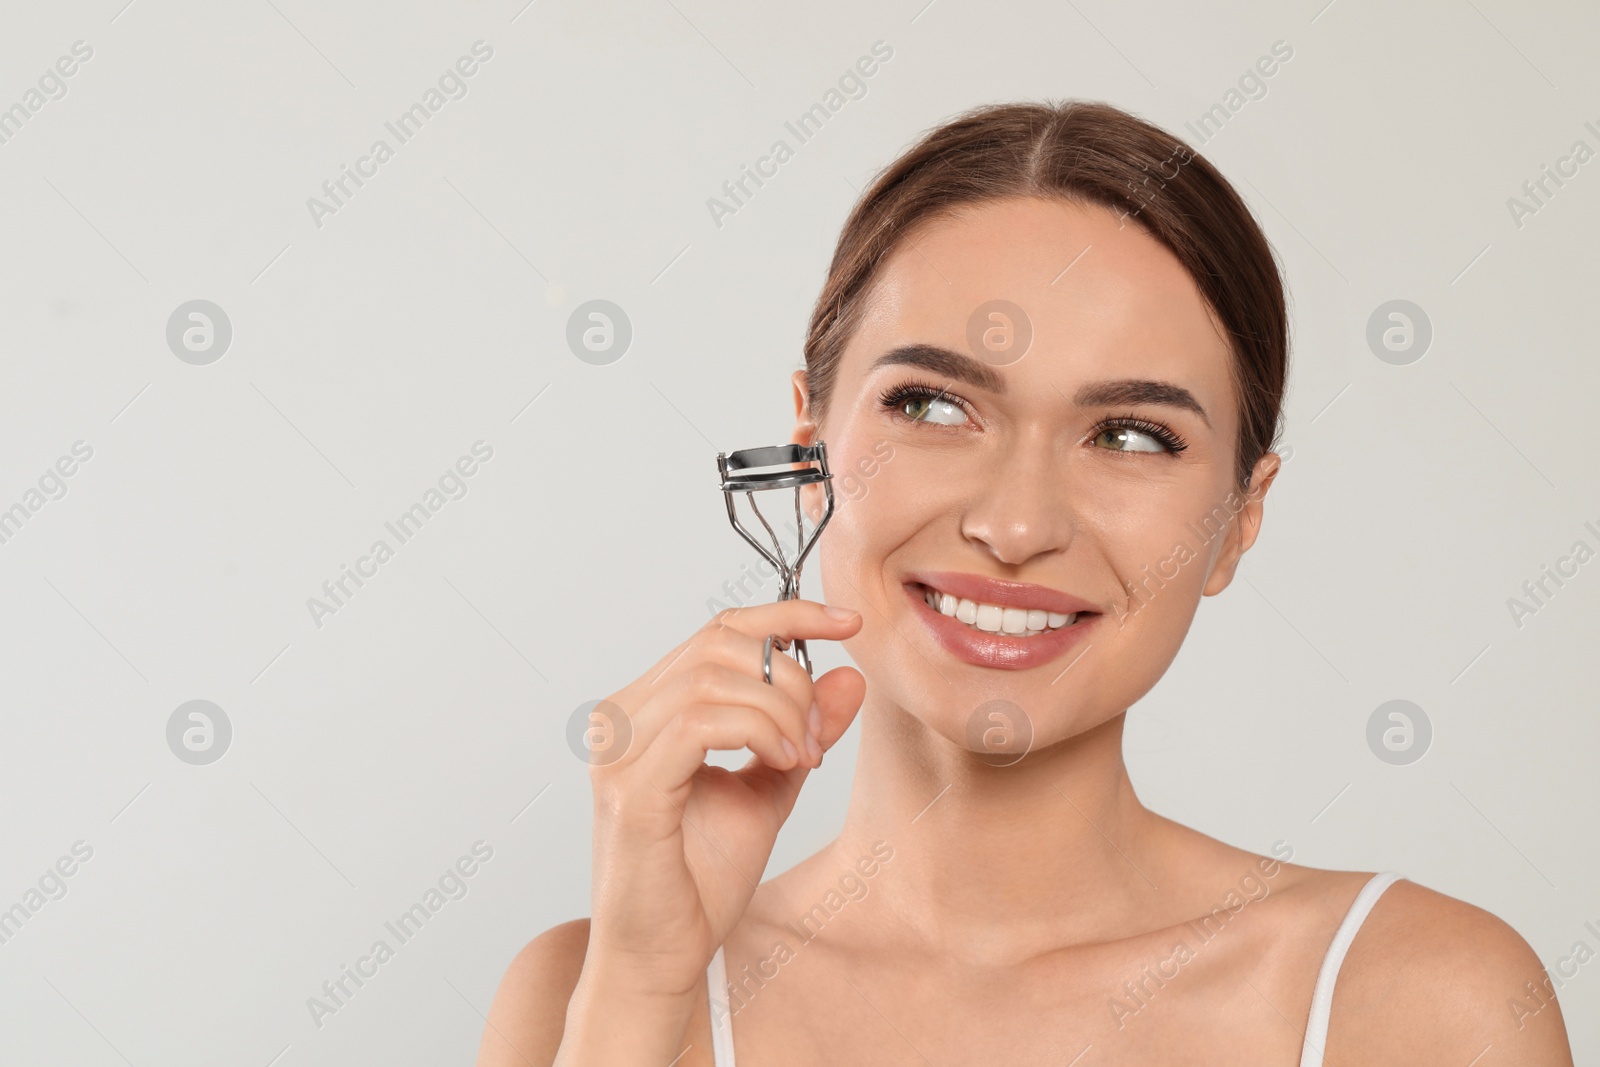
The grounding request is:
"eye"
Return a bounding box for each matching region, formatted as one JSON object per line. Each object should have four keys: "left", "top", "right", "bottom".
{"left": 1089, "top": 416, "right": 1188, "bottom": 455}
{"left": 877, "top": 380, "right": 972, "bottom": 427}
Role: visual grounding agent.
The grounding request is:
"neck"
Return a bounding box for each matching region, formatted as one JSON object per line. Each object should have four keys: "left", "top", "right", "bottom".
{"left": 829, "top": 696, "right": 1170, "bottom": 965}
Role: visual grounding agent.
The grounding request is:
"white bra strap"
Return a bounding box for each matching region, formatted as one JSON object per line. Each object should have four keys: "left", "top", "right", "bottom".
{"left": 707, "top": 943, "right": 737, "bottom": 1067}
{"left": 1298, "top": 871, "right": 1404, "bottom": 1067}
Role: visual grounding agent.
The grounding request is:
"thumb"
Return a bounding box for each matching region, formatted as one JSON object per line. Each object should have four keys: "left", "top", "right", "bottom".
{"left": 811, "top": 665, "right": 866, "bottom": 751}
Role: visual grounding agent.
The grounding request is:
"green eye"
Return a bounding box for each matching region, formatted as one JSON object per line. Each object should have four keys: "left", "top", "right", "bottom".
{"left": 902, "top": 394, "right": 966, "bottom": 425}
{"left": 1090, "top": 417, "right": 1187, "bottom": 455}
{"left": 1094, "top": 426, "right": 1166, "bottom": 452}
{"left": 879, "top": 382, "right": 970, "bottom": 426}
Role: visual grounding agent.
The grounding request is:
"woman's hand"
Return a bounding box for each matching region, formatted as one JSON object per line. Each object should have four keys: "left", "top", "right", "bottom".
{"left": 580, "top": 599, "right": 865, "bottom": 998}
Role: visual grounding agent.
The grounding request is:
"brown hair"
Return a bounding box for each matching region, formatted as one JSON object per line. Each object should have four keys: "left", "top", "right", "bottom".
{"left": 802, "top": 99, "right": 1289, "bottom": 492}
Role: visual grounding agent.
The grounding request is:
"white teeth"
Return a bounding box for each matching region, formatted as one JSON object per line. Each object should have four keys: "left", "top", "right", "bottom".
{"left": 920, "top": 584, "right": 1079, "bottom": 637}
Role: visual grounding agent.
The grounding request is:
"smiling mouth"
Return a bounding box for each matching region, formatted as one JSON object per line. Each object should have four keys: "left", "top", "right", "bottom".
{"left": 913, "top": 581, "right": 1096, "bottom": 638}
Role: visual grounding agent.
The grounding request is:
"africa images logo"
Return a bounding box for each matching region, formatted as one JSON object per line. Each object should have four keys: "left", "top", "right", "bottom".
{"left": 305, "top": 41, "right": 495, "bottom": 229}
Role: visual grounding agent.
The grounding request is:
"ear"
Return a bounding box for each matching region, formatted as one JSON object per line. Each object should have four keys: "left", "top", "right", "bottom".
{"left": 791, "top": 369, "right": 826, "bottom": 522}
{"left": 1202, "top": 450, "right": 1282, "bottom": 597}
{"left": 791, "top": 369, "right": 818, "bottom": 444}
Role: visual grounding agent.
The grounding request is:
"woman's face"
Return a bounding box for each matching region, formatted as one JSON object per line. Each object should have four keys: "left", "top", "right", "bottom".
{"left": 793, "top": 195, "right": 1280, "bottom": 751}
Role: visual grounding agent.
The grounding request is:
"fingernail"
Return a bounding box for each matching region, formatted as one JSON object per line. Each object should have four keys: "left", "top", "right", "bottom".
{"left": 824, "top": 604, "right": 859, "bottom": 621}
{"left": 805, "top": 730, "right": 823, "bottom": 764}
{"left": 808, "top": 701, "right": 822, "bottom": 739}
{"left": 780, "top": 737, "right": 799, "bottom": 764}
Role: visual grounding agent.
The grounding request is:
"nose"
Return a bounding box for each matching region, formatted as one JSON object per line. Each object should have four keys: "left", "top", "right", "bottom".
{"left": 958, "top": 428, "right": 1077, "bottom": 567}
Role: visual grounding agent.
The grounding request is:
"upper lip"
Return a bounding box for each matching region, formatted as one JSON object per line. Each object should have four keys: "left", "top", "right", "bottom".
{"left": 904, "top": 570, "right": 1100, "bottom": 616}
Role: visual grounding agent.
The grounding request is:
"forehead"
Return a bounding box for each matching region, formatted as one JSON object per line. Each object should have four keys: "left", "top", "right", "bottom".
{"left": 846, "top": 196, "right": 1235, "bottom": 410}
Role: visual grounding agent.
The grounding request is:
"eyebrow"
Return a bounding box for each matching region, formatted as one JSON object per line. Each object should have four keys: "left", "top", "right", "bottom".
{"left": 868, "top": 342, "right": 1212, "bottom": 427}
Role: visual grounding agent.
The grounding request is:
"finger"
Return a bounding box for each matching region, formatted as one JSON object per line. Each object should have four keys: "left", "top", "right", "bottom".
{"left": 623, "top": 662, "right": 812, "bottom": 773}
{"left": 609, "top": 600, "right": 850, "bottom": 721}
{"left": 616, "top": 624, "right": 818, "bottom": 766}
{"left": 730, "top": 664, "right": 867, "bottom": 806}
{"left": 634, "top": 624, "right": 817, "bottom": 749}
{"left": 810, "top": 665, "right": 867, "bottom": 751}
{"left": 705, "top": 601, "right": 862, "bottom": 648}
{"left": 635, "top": 700, "right": 803, "bottom": 791}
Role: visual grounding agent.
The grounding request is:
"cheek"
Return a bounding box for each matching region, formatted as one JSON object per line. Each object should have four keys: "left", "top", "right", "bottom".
{"left": 812, "top": 412, "right": 912, "bottom": 529}
{"left": 1077, "top": 509, "right": 1215, "bottom": 707}
{"left": 1089, "top": 489, "right": 1225, "bottom": 625}
{"left": 811, "top": 429, "right": 926, "bottom": 602}
{"left": 815, "top": 453, "right": 911, "bottom": 563}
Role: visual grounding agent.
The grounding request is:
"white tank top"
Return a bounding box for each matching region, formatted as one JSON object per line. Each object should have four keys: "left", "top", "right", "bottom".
{"left": 706, "top": 870, "right": 1402, "bottom": 1067}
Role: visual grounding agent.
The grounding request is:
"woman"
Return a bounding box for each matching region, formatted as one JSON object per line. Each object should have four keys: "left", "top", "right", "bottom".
{"left": 477, "top": 101, "right": 1574, "bottom": 1065}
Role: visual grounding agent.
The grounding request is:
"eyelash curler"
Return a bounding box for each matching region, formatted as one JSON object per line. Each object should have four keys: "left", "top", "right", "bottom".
{"left": 715, "top": 442, "right": 837, "bottom": 682}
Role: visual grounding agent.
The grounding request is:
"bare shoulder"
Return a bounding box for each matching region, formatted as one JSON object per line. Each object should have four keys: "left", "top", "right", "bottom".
{"left": 474, "top": 918, "right": 591, "bottom": 1067}
{"left": 1328, "top": 877, "right": 1574, "bottom": 1066}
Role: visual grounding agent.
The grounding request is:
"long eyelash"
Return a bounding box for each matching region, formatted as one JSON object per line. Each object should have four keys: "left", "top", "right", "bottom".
{"left": 1088, "top": 413, "right": 1188, "bottom": 454}
{"left": 876, "top": 378, "right": 972, "bottom": 424}
{"left": 877, "top": 378, "right": 1187, "bottom": 455}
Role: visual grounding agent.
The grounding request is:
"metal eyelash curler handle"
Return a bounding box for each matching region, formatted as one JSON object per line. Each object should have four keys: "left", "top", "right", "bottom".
{"left": 715, "top": 441, "right": 837, "bottom": 679}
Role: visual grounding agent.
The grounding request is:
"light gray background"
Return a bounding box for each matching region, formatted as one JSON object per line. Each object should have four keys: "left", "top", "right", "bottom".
{"left": 1, "top": 0, "right": 1596, "bottom": 1062}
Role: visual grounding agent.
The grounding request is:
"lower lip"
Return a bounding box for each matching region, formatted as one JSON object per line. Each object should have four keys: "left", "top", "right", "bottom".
{"left": 903, "top": 582, "right": 1097, "bottom": 671}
